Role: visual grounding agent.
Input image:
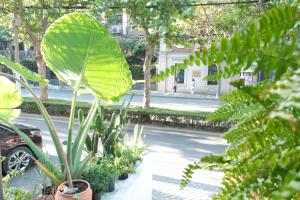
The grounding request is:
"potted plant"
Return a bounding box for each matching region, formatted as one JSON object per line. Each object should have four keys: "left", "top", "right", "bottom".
{"left": 36, "top": 168, "right": 58, "bottom": 197}
{"left": 114, "top": 156, "right": 134, "bottom": 180}
{"left": 82, "top": 158, "right": 119, "bottom": 197}
{"left": 0, "top": 12, "right": 132, "bottom": 200}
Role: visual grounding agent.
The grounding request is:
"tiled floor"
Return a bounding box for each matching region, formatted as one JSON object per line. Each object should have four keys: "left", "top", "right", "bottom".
{"left": 152, "top": 159, "right": 223, "bottom": 200}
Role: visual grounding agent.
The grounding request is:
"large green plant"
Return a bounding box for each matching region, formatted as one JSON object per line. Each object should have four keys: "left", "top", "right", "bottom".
{"left": 154, "top": 3, "right": 300, "bottom": 199}
{"left": 85, "top": 97, "right": 132, "bottom": 157}
{"left": 0, "top": 12, "right": 132, "bottom": 188}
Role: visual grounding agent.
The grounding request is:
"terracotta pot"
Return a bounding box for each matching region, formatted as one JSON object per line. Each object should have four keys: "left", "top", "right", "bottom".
{"left": 55, "top": 179, "right": 92, "bottom": 200}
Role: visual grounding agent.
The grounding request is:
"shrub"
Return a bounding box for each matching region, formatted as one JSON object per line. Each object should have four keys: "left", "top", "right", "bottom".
{"left": 82, "top": 159, "right": 118, "bottom": 193}
{"left": 21, "top": 97, "right": 231, "bottom": 132}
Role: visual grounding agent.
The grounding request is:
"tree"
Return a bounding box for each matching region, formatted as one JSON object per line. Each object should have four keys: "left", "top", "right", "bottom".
{"left": 0, "top": 0, "right": 88, "bottom": 100}
{"left": 0, "top": 26, "right": 12, "bottom": 50}
{"left": 117, "top": 37, "right": 158, "bottom": 80}
{"left": 98, "top": 0, "right": 195, "bottom": 108}
{"left": 156, "top": 2, "right": 300, "bottom": 199}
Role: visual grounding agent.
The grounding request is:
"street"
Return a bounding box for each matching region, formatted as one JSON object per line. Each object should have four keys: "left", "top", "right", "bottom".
{"left": 10, "top": 113, "right": 227, "bottom": 200}
{"left": 22, "top": 88, "right": 220, "bottom": 112}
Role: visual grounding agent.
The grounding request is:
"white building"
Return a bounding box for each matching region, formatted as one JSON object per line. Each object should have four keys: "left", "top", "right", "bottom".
{"left": 157, "top": 40, "right": 237, "bottom": 96}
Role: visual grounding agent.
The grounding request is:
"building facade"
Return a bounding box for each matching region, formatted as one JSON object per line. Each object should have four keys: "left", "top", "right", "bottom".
{"left": 157, "top": 40, "right": 236, "bottom": 96}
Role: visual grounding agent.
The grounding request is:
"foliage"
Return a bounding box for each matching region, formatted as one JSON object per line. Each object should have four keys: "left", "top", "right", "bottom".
{"left": 0, "top": 26, "right": 12, "bottom": 50}
{"left": 129, "top": 64, "right": 144, "bottom": 80}
{"left": 154, "top": 3, "right": 299, "bottom": 82}
{"left": 115, "top": 124, "right": 145, "bottom": 163}
{"left": 86, "top": 97, "right": 132, "bottom": 157}
{"left": 0, "top": 12, "right": 132, "bottom": 189}
{"left": 177, "top": 3, "right": 300, "bottom": 199}
{"left": 20, "top": 59, "right": 38, "bottom": 72}
{"left": 97, "top": 0, "right": 196, "bottom": 108}
{"left": 0, "top": 76, "right": 22, "bottom": 121}
{"left": 0, "top": 0, "right": 85, "bottom": 46}
{"left": 42, "top": 12, "right": 132, "bottom": 101}
{"left": 117, "top": 37, "right": 159, "bottom": 80}
{"left": 20, "top": 97, "right": 232, "bottom": 131}
{"left": 114, "top": 125, "right": 146, "bottom": 173}
{"left": 117, "top": 37, "right": 146, "bottom": 65}
{"left": 4, "top": 187, "right": 31, "bottom": 200}
{"left": 82, "top": 158, "right": 117, "bottom": 193}
{"left": 175, "top": 4, "right": 259, "bottom": 47}
{"left": 0, "top": 56, "right": 48, "bottom": 84}
{"left": 3, "top": 172, "right": 31, "bottom": 200}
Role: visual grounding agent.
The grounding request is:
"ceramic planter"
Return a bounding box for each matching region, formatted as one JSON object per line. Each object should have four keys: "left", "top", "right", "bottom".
{"left": 55, "top": 179, "right": 92, "bottom": 200}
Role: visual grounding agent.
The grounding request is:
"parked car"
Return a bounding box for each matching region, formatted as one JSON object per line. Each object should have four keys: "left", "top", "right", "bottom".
{"left": 0, "top": 123, "right": 43, "bottom": 174}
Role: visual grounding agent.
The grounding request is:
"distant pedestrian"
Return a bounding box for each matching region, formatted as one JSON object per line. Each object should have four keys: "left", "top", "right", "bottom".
{"left": 173, "top": 81, "right": 177, "bottom": 94}
{"left": 191, "top": 78, "right": 195, "bottom": 94}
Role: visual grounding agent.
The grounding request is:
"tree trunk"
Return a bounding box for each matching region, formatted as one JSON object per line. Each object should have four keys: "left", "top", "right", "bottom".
{"left": 143, "top": 41, "right": 154, "bottom": 109}
{"left": 216, "top": 78, "right": 221, "bottom": 99}
{"left": 14, "top": 12, "right": 21, "bottom": 89}
{"left": 257, "top": 0, "right": 266, "bottom": 82}
{"left": 36, "top": 46, "right": 48, "bottom": 101}
{"left": 258, "top": 0, "right": 266, "bottom": 13}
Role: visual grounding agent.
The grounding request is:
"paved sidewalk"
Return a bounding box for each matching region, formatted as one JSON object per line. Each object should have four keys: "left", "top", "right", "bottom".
{"left": 152, "top": 160, "right": 223, "bottom": 200}
{"left": 22, "top": 88, "right": 220, "bottom": 112}
{"left": 34, "top": 85, "right": 219, "bottom": 100}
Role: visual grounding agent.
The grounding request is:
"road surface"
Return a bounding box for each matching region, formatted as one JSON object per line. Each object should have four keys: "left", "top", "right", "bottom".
{"left": 10, "top": 114, "right": 227, "bottom": 200}
{"left": 22, "top": 88, "right": 220, "bottom": 112}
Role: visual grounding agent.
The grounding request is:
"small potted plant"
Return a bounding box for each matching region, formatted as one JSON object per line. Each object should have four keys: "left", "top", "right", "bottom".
{"left": 114, "top": 156, "right": 135, "bottom": 180}
{"left": 82, "top": 158, "right": 119, "bottom": 196}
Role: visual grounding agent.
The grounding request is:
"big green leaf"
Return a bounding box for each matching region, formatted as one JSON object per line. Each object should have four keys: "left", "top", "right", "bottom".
{"left": 0, "top": 76, "right": 22, "bottom": 121}
{"left": 0, "top": 56, "right": 48, "bottom": 84}
{"left": 41, "top": 12, "right": 132, "bottom": 101}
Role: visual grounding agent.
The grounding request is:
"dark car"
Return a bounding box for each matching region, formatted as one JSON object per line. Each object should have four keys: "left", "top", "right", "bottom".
{"left": 0, "top": 123, "right": 43, "bottom": 174}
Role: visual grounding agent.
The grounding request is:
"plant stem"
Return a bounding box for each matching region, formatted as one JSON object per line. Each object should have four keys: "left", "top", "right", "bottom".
{"left": 67, "top": 85, "right": 79, "bottom": 169}
{"left": 0, "top": 72, "right": 73, "bottom": 187}
{"left": 0, "top": 143, "right": 4, "bottom": 200}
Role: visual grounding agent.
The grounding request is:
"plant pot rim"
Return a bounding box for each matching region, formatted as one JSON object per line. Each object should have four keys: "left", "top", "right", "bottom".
{"left": 56, "top": 179, "right": 91, "bottom": 197}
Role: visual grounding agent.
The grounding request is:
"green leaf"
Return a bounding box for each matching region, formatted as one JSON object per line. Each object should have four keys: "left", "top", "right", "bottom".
{"left": 34, "top": 160, "right": 63, "bottom": 186}
{"left": 0, "top": 76, "right": 22, "bottom": 121}
{"left": 221, "top": 38, "right": 228, "bottom": 52}
{"left": 0, "top": 56, "right": 48, "bottom": 84}
{"left": 42, "top": 12, "right": 132, "bottom": 101}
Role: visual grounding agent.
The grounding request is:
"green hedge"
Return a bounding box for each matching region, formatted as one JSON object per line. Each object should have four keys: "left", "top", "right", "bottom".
{"left": 21, "top": 97, "right": 232, "bottom": 132}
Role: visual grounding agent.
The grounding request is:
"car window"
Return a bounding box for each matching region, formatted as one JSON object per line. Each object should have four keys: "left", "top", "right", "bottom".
{"left": 0, "top": 124, "right": 13, "bottom": 137}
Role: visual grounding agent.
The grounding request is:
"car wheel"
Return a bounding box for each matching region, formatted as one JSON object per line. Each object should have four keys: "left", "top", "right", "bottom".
{"left": 3, "top": 146, "right": 34, "bottom": 174}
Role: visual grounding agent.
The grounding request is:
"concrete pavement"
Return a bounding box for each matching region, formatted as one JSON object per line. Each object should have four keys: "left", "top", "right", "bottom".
{"left": 22, "top": 88, "right": 220, "bottom": 112}
{"left": 10, "top": 113, "right": 227, "bottom": 199}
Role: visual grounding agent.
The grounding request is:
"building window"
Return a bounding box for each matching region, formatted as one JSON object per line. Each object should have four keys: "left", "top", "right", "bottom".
{"left": 175, "top": 69, "right": 185, "bottom": 84}
{"left": 207, "top": 64, "right": 218, "bottom": 85}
